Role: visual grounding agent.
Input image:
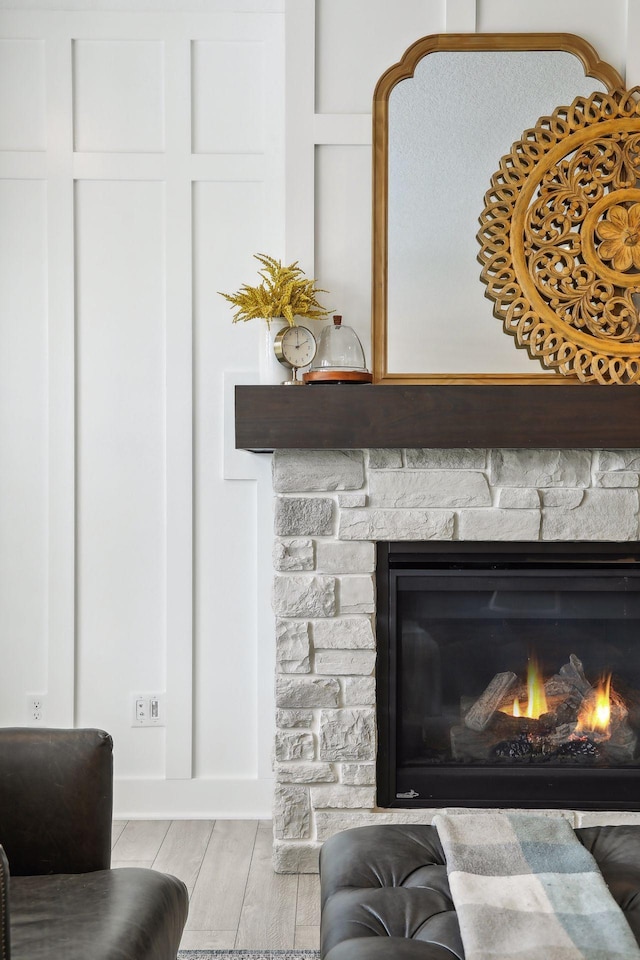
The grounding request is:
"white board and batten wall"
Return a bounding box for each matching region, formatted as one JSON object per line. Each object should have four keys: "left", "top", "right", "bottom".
{"left": 0, "top": 0, "right": 637, "bottom": 817}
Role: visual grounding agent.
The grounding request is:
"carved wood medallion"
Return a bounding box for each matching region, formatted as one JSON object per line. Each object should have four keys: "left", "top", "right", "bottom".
{"left": 478, "top": 88, "right": 640, "bottom": 383}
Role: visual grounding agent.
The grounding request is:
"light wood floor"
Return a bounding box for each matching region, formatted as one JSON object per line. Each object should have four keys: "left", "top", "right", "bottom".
{"left": 111, "top": 819, "right": 320, "bottom": 952}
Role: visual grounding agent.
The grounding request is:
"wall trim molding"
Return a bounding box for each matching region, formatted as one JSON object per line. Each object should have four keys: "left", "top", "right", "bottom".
{"left": 113, "top": 775, "right": 273, "bottom": 819}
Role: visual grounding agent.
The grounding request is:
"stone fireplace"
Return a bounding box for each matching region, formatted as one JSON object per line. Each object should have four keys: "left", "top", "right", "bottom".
{"left": 271, "top": 447, "right": 640, "bottom": 873}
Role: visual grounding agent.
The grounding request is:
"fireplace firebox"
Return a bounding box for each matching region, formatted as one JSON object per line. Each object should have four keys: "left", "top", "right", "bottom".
{"left": 376, "top": 541, "right": 640, "bottom": 810}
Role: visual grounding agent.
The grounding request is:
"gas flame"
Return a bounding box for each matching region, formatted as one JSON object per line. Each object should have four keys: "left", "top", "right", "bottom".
{"left": 576, "top": 675, "right": 612, "bottom": 734}
{"left": 525, "top": 657, "right": 548, "bottom": 719}
{"left": 505, "top": 658, "right": 548, "bottom": 719}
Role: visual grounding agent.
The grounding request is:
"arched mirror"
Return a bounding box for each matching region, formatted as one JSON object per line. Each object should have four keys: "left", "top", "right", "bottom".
{"left": 372, "top": 34, "right": 624, "bottom": 383}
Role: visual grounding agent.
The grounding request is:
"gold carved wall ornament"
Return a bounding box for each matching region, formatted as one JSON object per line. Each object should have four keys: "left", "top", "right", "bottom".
{"left": 478, "top": 87, "right": 640, "bottom": 384}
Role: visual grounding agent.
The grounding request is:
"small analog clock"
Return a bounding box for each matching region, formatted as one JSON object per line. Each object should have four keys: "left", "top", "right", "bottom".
{"left": 273, "top": 324, "right": 317, "bottom": 382}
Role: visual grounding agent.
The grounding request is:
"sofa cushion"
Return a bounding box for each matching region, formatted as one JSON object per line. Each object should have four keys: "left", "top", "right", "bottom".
{"left": 9, "top": 867, "right": 188, "bottom": 960}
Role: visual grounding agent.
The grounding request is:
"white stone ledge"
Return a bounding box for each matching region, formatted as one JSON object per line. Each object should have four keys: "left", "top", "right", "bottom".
{"left": 314, "top": 809, "right": 441, "bottom": 841}
{"left": 576, "top": 810, "right": 640, "bottom": 827}
{"left": 313, "top": 808, "right": 578, "bottom": 842}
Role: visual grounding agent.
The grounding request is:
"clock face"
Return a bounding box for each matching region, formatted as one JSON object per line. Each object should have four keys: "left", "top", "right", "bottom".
{"left": 274, "top": 325, "right": 317, "bottom": 369}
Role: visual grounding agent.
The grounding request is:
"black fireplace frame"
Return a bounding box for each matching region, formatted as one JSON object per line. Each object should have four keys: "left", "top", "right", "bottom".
{"left": 376, "top": 540, "right": 640, "bottom": 811}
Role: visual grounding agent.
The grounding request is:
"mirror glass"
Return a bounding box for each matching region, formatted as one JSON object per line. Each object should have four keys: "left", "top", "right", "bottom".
{"left": 376, "top": 41, "right": 619, "bottom": 381}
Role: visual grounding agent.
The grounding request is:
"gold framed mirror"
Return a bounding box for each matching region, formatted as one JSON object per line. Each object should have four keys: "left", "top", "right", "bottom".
{"left": 372, "top": 33, "right": 624, "bottom": 384}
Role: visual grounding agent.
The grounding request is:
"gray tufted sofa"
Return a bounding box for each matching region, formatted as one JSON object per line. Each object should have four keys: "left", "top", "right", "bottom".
{"left": 319, "top": 823, "right": 640, "bottom": 960}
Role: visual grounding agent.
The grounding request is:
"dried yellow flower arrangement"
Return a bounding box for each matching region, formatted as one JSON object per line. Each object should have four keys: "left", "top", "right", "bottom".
{"left": 219, "top": 253, "right": 330, "bottom": 326}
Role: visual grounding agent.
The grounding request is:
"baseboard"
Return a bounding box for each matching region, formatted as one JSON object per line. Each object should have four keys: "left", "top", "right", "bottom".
{"left": 113, "top": 775, "right": 273, "bottom": 819}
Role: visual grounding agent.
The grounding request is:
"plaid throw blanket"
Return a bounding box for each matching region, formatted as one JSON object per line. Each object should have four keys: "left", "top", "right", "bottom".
{"left": 433, "top": 812, "right": 640, "bottom": 960}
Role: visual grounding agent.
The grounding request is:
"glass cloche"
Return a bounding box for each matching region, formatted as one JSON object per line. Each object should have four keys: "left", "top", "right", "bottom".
{"left": 303, "top": 315, "right": 372, "bottom": 383}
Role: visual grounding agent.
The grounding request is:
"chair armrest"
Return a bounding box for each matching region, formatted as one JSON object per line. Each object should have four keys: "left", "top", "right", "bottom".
{"left": 0, "top": 728, "right": 113, "bottom": 876}
{"left": 0, "top": 846, "right": 10, "bottom": 959}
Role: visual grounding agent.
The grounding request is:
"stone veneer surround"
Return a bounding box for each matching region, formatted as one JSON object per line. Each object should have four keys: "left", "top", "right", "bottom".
{"left": 271, "top": 447, "right": 640, "bottom": 873}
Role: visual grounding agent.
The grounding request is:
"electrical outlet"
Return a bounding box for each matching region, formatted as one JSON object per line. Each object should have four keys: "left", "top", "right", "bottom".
{"left": 131, "top": 693, "right": 165, "bottom": 727}
{"left": 26, "top": 693, "right": 47, "bottom": 724}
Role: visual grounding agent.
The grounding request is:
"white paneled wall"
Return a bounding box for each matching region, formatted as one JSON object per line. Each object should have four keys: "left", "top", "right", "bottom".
{"left": 0, "top": 4, "right": 283, "bottom": 816}
{"left": 75, "top": 178, "right": 167, "bottom": 779}
{"left": 0, "top": 179, "right": 48, "bottom": 717}
{"left": 0, "top": 39, "right": 47, "bottom": 150}
{"left": 0, "top": 0, "right": 636, "bottom": 817}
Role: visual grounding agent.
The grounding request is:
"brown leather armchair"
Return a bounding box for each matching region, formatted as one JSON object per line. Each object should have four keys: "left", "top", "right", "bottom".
{"left": 0, "top": 727, "right": 188, "bottom": 960}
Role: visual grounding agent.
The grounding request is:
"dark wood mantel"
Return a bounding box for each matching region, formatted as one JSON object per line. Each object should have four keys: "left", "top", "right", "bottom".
{"left": 234, "top": 384, "right": 640, "bottom": 452}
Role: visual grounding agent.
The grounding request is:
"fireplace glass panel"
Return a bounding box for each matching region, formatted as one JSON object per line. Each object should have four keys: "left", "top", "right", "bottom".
{"left": 377, "top": 543, "right": 640, "bottom": 809}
